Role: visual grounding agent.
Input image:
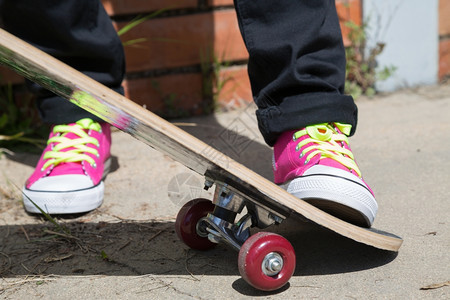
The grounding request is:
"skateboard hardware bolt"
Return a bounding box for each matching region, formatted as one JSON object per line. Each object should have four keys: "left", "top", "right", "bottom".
{"left": 220, "top": 187, "right": 230, "bottom": 197}
{"left": 207, "top": 232, "right": 221, "bottom": 244}
{"left": 262, "top": 252, "right": 283, "bottom": 276}
{"left": 269, "top": 213, "right": 283, "bottom": 224}
{"left": 195, "top": 218, "right": 210, "bottom": 238}
{"left": 204, "top": 180, "right": 214, "bottom": 190}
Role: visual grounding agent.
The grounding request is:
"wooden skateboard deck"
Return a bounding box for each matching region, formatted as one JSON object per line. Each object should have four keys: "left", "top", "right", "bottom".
{"left": 0, "top": 28, "right": 401, "bottom": 258}
{"left": 0, "top": 27, "right": 403, "bottom": 291}
{"left": 0, "top": 29, "right": 402, "bottom": 290}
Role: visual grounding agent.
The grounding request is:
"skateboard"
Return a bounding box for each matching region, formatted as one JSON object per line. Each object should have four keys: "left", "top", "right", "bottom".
{"left": 0, "top": 28, "right": 402, "bottom": 291}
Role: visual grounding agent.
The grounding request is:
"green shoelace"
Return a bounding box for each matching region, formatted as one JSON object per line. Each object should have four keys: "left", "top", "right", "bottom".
{"left": 42, "top": 119, "right": 101, "bottom": 170}
{"left": 293, "top": 123, "right": 361, "bottom": 177}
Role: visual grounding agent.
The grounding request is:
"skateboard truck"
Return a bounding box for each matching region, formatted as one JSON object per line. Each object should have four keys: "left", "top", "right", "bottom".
{"left": 201, "top": 184, "right": 251, "bottom": 250}
{"left": 201, "top": 181, "right": 285, "bottom": 250}
{"left": 200, "top": 187, "right": 287, "bottom": 281}
{"left": 175, "top": 179, "right": 295, "bottom": 291}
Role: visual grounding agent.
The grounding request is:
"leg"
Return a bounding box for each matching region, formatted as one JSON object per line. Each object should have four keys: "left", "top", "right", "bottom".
{"left": 0, "top": 0, "right": 125, "bottom": 123}
{"left": 234, "top": 0, "right": 376, "bottom": 227}
{"left": 234, "top": 0, "right": 357, "bottom": 145}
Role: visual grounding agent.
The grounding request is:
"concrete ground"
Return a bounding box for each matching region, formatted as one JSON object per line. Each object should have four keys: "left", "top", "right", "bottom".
{"left": 0, "top": 84, "right": 449, "bottom": 299}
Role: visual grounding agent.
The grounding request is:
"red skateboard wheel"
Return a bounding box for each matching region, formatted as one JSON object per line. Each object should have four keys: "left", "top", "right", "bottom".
{"left": 175, "top": 198, "right": 216, "bottom": 250}
{"left": 238, "top": 232, "right": 296, "bottom": 291}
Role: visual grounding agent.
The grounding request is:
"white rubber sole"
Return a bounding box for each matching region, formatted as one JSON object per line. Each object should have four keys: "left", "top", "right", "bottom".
{"left": 22, "top": 182, "right": 104, "bottom": 214}
{"left": 22, "top": 158, "right": 111, "bottom": 214}
{"left": 280, "top": 165, "right": 378, "bottom": 227}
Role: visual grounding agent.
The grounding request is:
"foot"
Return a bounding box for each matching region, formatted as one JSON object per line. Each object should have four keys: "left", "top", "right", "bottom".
{"left": 23, "top": 118, "right": 111, "bottom": 214}
{"left": 273, "top": 123, "right": 377, "bottom": 227}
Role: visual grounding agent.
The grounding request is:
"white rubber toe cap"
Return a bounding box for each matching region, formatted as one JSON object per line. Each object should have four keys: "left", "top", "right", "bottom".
{"left": 28, "top": 175, "right": 94, "bottom": 191}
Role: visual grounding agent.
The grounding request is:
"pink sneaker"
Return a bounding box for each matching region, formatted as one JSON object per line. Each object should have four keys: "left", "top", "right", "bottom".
{"left": 23, "top": 118, "right": 111, "bottom": 214}
{"left": 273, "top": 123, "right": 377, "bottom": 227}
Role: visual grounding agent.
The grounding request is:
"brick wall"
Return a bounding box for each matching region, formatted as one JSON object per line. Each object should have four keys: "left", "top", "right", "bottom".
{"left": 439, "top": 0, "right": 450, "bottom": 81}
{"left": 110, "top": 1, "right": 250, "bottom": 116}
{"left": 107, "top": 0, "right": 363, "bottom": 116}
{"left": 0, "top": 0, "right": 387, "bottom": 118}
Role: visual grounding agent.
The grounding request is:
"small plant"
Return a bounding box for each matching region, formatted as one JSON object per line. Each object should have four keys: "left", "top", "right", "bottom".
{"left": 118, "top": 8, "right": 168, "bottom": 46}
{"left": 0, "top": 82, "right": 48, "bottom": 154}
{"left": 200, "top": 47, "right": 234, "bottom": 113}
{"left": 344, "top": 20, "right": 396, "bottom": 98}
{"left": 149, "top": 80, "right": 188, "bottom": 118}
{"left": 8, "top": 180, "right": 72, "bottom": 236}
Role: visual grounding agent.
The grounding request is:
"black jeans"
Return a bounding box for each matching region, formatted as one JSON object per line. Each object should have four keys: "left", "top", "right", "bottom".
{"left": 0, "top": 0, "right": 125, "bottom": 124}
{"left": 235, "top": 0, "right": 357, "bottom": 145}
{"left": 1, "top": 0, "right": 357, "bottom": 146}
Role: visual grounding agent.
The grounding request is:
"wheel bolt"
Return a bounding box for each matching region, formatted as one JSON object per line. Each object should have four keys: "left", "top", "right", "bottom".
{"left": 262, "top": 252, "right": 283, "bottom": 276}
{"left": 269, "top": 259, "right": 282, "bottom": 272}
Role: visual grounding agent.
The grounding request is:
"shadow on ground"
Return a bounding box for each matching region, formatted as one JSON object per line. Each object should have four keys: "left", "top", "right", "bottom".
{"left": 175, "top": 104, "right": 273, "bottom": 179}
{"left": 0, "top": 217, "right": 397, "bottom": 279}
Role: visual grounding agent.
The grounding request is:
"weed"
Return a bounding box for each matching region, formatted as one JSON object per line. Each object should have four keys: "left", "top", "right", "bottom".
{"left": 118, "top": 9, "right": 167, "bottom": 37}
{"left": 0, "top": 82, "right": 48, "bottom": 154}
{"left": 10, "top": 181, "right": 71, "bottom": 235}
{"left": 200, "top": 47, "right": 234, "bottom": 113}
{"left": 118, "top": 8, "right": 168, "bottom": 46}
{"left": 149, "top": 80, "right": 188, "bottom": 118}
{"left": 344, "top": 20, "right": 396, "bottom": 98}
{"left": 100, "top": 250, "right": 109, "bottom": 261}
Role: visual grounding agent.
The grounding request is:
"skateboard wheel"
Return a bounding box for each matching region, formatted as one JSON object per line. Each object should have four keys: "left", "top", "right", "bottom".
{"left": 175, "top": 198, "right": 216, "bottom": 250}
{"left": 238, "top": 232, "right": 296, "bottom": 291}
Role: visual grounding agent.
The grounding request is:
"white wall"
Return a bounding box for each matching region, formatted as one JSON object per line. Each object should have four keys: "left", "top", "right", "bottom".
{"left": 363, "top": 0, "right": 439, "bottom": 91}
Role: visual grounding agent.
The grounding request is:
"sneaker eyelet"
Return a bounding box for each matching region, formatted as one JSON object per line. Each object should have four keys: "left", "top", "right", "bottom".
{"left": 91, "top": 163, "right": 97, "bottom": 168}
{"left": 292, "top": 135, "right": 297, "bottom": 142}
{"left": 304, "top": 159, "right": 309, "bottom": 165}
{"left": 299, "top": 152, "right": 304, "bottom": 158}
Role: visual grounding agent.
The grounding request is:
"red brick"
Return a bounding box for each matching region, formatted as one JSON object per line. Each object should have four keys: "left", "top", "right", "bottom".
{"left": 336, "top": 0, "right": 362, "bottom": 46}
{"left": 439, "top": 0, "right": 450, "bottom": 36}
{"left": 102, "top": 0, "right": 198, "bottom": 16}
{"left": 119, "top": 9, "right": 247, "bottom": 72}
{"left": 123, "top": 66, "right": 253, "bottom": 115}
{"left": 439, "top": 38, "right": 450, "bottom": 80}
{"left": 208, "top": 0, "right": 234, "bottom": 7}
{"left": 123, "top": 73, "right": 205, "bottom": 116}
{"left": 216, "top": 65, "right": 252, "bottom": 108}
